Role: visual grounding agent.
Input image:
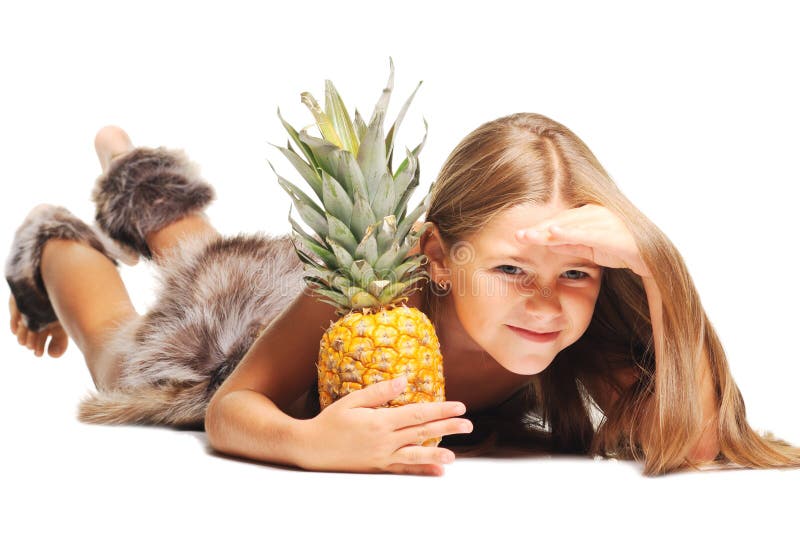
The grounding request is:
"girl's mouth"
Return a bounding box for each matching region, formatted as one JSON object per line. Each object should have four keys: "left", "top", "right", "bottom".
{"left": 506, "top": 325, "right": 560, "bottom": 343}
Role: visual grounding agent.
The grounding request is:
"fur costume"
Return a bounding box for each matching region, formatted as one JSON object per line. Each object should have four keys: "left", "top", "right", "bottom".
{"left": 6, "top": 147, "right": 310, "bottom": 429}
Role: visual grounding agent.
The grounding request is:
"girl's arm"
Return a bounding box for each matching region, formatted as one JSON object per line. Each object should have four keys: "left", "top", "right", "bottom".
{"left": 205, "top": 289, "right": 468, "bottom": 475}
{"left": 514, "top": 204, "right": 720, "bottom": 462}
{"left": 642, "top": 277, "right": 720, "bottom": 462}
{"left": 205, "top": 388, "right": 308, "bottom": 468}
{"left": 205, "top": 289, "right": 338, "bottom": 468}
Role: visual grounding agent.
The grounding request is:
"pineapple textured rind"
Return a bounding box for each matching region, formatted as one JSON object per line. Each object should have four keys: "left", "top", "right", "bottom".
{"left": 317, "top": 305, "right": 445, "bottom": 447}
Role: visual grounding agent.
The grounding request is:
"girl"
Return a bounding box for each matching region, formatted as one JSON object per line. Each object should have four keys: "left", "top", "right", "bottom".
{"left": 7, "top": 116, "right": 799, "bottom": 477}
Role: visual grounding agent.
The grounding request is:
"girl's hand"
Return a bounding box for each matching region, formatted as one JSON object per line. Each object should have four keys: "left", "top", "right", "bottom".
{"left": 514, "top": 203, "right": 653, "bottom": 279}
{"left": 296, "top": 376, "right": 472, "bottom": 476}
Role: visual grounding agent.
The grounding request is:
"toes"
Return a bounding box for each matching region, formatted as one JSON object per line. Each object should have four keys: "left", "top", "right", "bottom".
{"left": 9, "top": 295, "right": 20, "bottom": 334}
{"left": 48, "top": 336, "right": 66, "bottom": 358}
{"left": 48, "top": 325, "right": 68, "bottom": 357}
{"left": 10, "top": 311, "right": 19, "bottom": 335}
{"left": 17, "top": 324, "right": 29, "bottom": 346}
{"left": 10, "top": 312, "right": 68, "bottom": 357}
{"left": 26, "top": 330, "right": 36, "bottom": 350}
{"left": 34, "top": 332, "right": 47, "bottom": 357}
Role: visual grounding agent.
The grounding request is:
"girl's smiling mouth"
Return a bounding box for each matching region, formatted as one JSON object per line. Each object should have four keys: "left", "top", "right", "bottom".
{"left": 506, "top": 325, "right": 561, "bottom": 342}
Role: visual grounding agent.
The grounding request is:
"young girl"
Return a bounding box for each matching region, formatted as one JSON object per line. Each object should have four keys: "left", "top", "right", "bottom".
{"left": 7, "top": 116, "right": 799, "bottom": 478}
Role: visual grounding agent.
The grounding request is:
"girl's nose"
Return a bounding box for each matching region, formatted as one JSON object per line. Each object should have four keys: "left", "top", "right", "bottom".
{"left": 520, "top": 279, "right": 562, "bottom": 312}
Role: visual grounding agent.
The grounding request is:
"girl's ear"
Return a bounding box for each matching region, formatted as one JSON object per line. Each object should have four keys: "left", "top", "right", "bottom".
{"left": 419, "top": 223, "right": 450, "bottom": 279}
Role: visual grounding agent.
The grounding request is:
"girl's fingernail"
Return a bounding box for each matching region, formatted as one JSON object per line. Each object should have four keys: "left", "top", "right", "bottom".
{"left": 525, "top": 230, "right": 540, "bottom": 239}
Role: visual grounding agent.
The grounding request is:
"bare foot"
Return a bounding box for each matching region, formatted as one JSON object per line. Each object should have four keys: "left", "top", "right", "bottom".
{"left": 94, "top": 125, "right": 135, "bottom": 173}
{"left": 8, "top": 294, "right": 69, "bottom": 358}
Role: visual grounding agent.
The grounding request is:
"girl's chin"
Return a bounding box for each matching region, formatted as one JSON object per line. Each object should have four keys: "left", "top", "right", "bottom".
{"left": 498, "top": 357, "right": 553, "bottom": 376}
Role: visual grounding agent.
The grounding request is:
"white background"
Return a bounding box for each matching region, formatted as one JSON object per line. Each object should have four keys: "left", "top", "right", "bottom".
{"left": 1, "top": 0, "right": 798, "bottom": 534}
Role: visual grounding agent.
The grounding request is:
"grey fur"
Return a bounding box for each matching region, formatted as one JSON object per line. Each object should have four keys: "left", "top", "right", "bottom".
{"left": 5, "top": 204, "right": 121, "bottom": 332}
{"left": 91, "top": 146, "right": 216, "bottom": 260}
{"left": 77, "top": 230, "right": 309, "bottom": 428}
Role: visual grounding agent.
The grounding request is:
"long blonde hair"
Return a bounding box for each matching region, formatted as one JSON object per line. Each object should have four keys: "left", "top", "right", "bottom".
{"left": 420, "top": 112, "right": 800, "bottom": 476}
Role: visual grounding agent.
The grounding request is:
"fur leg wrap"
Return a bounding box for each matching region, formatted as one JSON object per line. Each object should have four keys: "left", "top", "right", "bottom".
{"left": 76, "top": 231, "right": 309, "bottom": 428}
{"left": 91, "top": 146, "right": 216, "bottom": 260}
{"left": 5, "top": 204, "right": 121, "bottom": 332}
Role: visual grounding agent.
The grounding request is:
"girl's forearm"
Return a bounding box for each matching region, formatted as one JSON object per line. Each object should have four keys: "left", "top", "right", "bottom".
{"left": 205, "top": 390, "right": 308, "bottom": 468}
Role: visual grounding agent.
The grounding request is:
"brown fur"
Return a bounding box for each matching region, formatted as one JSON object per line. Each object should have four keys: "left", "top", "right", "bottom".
{"left": 91, "top": 146, "right": 215, "bottom": 260}
{"left": 76, "top": 230, "right": 307, "bottom": 428}
{"left": 77, "top": 144, "right": 309, "bottom": 428}
{"left": 5, "top": 204, "right": 122, "bottom": 332}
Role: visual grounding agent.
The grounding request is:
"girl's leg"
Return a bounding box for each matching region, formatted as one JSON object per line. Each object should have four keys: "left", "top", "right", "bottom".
{"left": 9, "top": 126, "right": 220, "bottom": 391}
{"left": 145, "top": 211, "right": 221, "bottom": 262}
{"left": 94, "top": 126, "right": 221, "bottom": 261}
{"left": 6, "top": 201, "right": 140, "bottom": 389}
{"left": 39, "top": 238, "right": 139, "bottom": 390}
{"left": 9, "top": 128, "right": 148, "bottom": 390}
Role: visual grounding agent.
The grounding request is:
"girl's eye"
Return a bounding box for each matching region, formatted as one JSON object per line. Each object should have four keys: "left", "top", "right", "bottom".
{"left": 494, "top": 265, "right": 590, "bottom": 280}
{"left": 495, "top": 265, "right": 524, "bottom": 276}
{"left": 563, "top": 269, "right": 590, "bottom": 280}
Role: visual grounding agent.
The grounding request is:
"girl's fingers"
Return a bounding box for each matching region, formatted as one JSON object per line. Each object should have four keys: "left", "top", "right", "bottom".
{"left": 546, "top": 225, "right": 603, "bottom": 248}
{"left": 521, "top": 205, "right": 598, "bottom": 234}
{"left": 515, "top": 204, "right": 608, "bottom": 239}
{"left": 385, "top": 462, "right": 445, "bottom": 477}
{"left": 516, "top": 225, "right": 577, "bottom": 242}
{"left": 383, "top": 400, "right": 466, "bottom": 430}
{"left": 545, "top": 243, "right": 595, "bottom": 260}
{"left": 517, "top": 226, "right": 590, "bottom": 248}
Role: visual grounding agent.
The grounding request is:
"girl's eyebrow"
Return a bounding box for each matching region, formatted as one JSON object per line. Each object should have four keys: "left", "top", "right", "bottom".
{"left": 491, "top": 254, "right": 602, "bottom": 269}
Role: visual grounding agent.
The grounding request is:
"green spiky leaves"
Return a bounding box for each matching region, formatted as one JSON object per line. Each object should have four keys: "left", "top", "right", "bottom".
{"left": 272, "top": 58, "right": 433, "bottom": 315}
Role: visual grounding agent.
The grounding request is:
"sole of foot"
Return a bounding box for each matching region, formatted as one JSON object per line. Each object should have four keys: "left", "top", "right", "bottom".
{"left": 94, "top": 125, "right": 135, "bottom": 173}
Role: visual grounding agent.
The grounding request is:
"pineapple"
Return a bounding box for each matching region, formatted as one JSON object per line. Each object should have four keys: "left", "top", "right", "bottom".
{"left": 271, "top": 59, "right": 445, "bottom": 447}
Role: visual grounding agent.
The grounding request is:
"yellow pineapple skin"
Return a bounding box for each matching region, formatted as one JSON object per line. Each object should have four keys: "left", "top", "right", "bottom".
{"left": 317, "top": 304, "right": 445, "bottom": 447}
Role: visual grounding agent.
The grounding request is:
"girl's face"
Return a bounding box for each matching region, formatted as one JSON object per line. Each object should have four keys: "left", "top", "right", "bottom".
{"left": 428, "top": 201, "right": 603, "bottom": 376}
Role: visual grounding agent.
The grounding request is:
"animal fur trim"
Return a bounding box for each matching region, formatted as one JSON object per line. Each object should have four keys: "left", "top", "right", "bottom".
{"left": 91, "top": 146, "right": 216, "bottom": 260}
{"left": 5, "top": 204, "right": 120, "bottom": 332}
{"left": 77, "top": 231, "right": 308, "bottom": 428}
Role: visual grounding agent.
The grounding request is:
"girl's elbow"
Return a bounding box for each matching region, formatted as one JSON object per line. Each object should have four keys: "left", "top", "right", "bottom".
{"left": 204, "top": 393, "right": 227, "bottom": 449}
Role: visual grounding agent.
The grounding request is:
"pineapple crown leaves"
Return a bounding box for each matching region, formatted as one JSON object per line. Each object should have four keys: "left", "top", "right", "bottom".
{"left": 271, "top": 58, "right": 433, "bottom": 315}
